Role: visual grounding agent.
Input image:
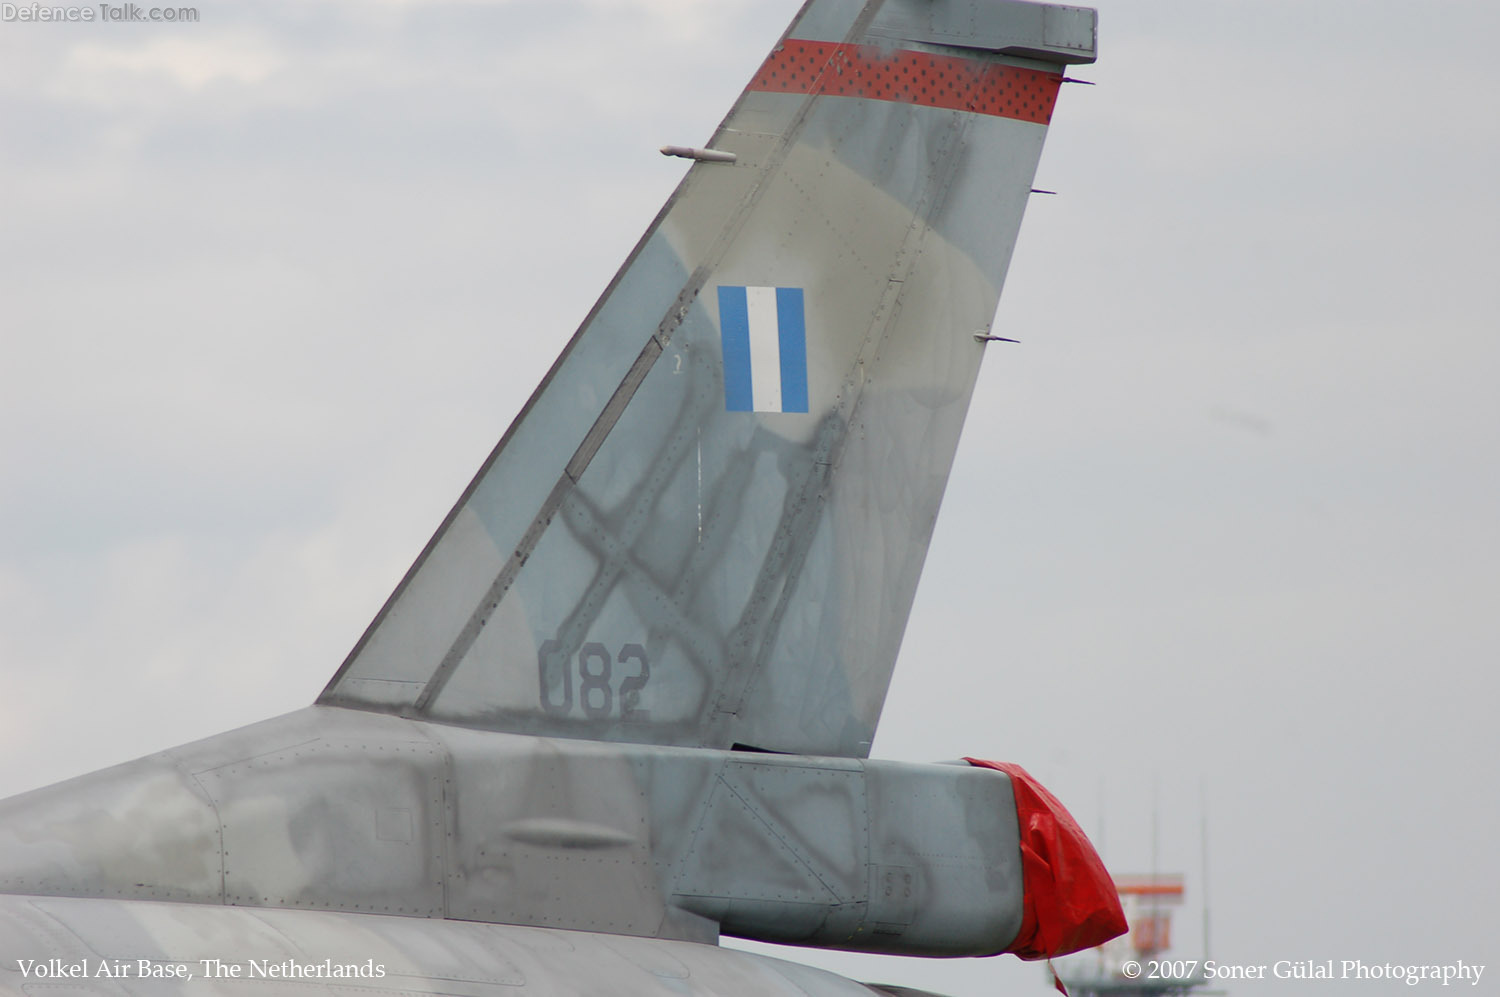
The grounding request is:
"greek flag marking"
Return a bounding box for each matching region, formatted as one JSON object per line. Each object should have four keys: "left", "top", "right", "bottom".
{"left": 717, "top": 285, "right": 808, "bottom": 413}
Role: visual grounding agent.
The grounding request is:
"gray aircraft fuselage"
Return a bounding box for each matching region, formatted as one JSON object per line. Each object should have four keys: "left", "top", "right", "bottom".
{"left": 0, "top": 2, "right": 1111, "bottom": 994}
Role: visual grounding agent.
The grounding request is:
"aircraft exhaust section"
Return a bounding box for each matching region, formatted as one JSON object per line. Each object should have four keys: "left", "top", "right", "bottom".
{"left": 0, "top": 707, "right": 1119, "bottom": 960}
{"left": 964, "top": 759, "right": 1127, "bottom": 960}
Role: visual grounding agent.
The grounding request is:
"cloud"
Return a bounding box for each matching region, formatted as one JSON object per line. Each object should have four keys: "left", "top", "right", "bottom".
{"left": 58, "top": 34, "right": 282, "bottom": 98}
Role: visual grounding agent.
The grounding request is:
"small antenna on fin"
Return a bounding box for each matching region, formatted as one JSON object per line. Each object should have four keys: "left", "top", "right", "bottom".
{"left": 660, "top": 145, "right": 737, "bottom": 163}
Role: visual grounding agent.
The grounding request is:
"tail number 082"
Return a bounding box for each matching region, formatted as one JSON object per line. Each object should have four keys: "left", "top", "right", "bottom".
{"left": 537, "top": 640, "right": 650, "bottom": 721}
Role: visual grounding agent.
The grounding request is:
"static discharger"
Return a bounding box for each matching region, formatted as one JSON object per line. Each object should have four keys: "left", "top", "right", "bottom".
{"left": 660, "top": 145, "right": 738, "bottom": 163}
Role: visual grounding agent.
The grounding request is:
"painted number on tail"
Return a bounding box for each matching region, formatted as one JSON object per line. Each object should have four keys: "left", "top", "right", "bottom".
{"left": 718, "top": 285, "right": 808, "bottom": 413}
{"left": 538, "top": 640, "right": 651, "bottom": 721}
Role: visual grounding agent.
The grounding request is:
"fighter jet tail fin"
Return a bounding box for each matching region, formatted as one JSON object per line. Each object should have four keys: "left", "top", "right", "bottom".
{"left": 319, "top": 0, "right": 1096, "bottom": 756}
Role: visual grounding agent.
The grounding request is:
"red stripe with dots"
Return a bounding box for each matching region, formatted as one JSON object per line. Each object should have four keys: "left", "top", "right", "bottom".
{"left": 750, "top": 39, "right": 1061, "bottom": 124}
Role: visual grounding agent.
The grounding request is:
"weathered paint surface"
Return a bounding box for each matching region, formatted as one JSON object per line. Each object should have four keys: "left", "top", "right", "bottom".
{"left": 0, "top": 707, "right": 1023, "bottom": 956}
{"left": 320, "top": 0, "right": 1096, "bottom": 760}
{"left": 0, "top": 1, "right": 1102, "bottom": 993}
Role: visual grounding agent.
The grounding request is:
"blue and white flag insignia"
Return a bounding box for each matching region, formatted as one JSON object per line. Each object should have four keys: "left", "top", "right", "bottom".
{"left": 717, "top": 285, "right": 809, "bottom": 414}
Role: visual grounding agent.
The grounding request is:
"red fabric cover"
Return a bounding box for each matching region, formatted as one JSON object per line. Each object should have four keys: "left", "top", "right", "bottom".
{"left": 965, "top": 758, "right": 1128, "bottom": 960}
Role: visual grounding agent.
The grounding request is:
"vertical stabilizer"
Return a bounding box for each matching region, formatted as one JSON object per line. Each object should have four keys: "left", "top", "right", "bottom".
{"left": 321, "top": 0, "right": 1097, "bottom": 756}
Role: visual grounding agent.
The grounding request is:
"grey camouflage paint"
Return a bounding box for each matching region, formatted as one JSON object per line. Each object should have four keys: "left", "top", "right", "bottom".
{"left": 0, "top": 1, "right": 1097, "bottom": 993}
{"left": 319, "top": 0, "right": 1096, "bottom": 759}
{"left": 0, "top": 708, "right": 1022, "bottom": 955}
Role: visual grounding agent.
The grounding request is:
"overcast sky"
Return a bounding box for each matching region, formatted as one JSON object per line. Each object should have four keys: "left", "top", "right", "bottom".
{"left": 2, "top": 2, "right": 1497, "bottom": 995}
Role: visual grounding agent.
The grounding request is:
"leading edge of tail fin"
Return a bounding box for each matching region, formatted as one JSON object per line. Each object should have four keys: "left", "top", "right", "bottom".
{"left": 320, "top": 0, "right": 1097, "bottom": 756}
